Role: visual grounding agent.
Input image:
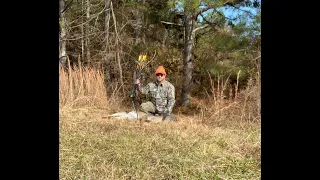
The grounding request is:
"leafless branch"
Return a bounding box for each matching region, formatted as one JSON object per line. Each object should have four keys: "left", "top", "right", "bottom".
{"left": 68, "top": 3, "right": 107, "bottom": 29}
{"left": 195, "top": 0, "right": 233, "bottom": 17}
{"left": 160, "top": 21, "right": 183, "bottom": 27}
{"left": 64, "top": 31, "right": 104, "bottom": 41}
{"left": 61, "top": 0, "right": 74, "bottom": 14}
{"left": 195, "top": 5, "right": 214, "bottom": 17}
{"left": 90, "top": 0, "right": 105, "bottom": 7}
{"left": 251, "top": 55, "right": 261, "bottom": 62}
{"left": 192, "top": 24, "right": 210, "bottom": 34}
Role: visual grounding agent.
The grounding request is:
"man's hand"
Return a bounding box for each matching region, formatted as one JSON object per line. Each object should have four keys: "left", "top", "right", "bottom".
{"left": 135, "top": 79, "right": 140, "bottom": 85}
{"left": 134, "top": 79, "right": 140, "bottom": 91}
{"left": 162, "top": 108, "right": 170, "bottom": 120}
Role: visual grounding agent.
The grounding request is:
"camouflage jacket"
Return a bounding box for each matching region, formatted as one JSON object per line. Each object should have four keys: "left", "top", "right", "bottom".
{"left": 138, "top": 79, "right": 175, "bottom": 115}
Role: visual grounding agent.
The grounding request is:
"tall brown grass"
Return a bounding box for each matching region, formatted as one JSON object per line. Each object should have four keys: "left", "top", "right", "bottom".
{"left": 59, "top": 58, "right": 122, "bottom": 112}
{"left": 60, "top": 56, "right": 260, "bottom": 126}
{"left": 185, "top": 70, "right": 261, "bottom": 127}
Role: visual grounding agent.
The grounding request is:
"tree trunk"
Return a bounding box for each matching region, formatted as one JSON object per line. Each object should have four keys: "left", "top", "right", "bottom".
{"left": 181, "top": 13, "right": 194, "bottom": 107}
{"left": 142, "top": 0, "right": 146, "bottom": 44}
{"left": 133, "top": 12, "right": 142, "bottom": 45}
{"left": 59, "top": 0, "right": 67, "bottom": 68}
{"left": 133, "top": 0, "right": 145, "bottom": 45}
{"left": 104, "top": 0, "right": 111, "bottom": 83}
{"left": 111, "top": 1, "right": 125, "bottom": 95}
{"left": 81, "top": 0, "right": 84, "bottom": 62}
{"left": 162, "top": 27, "right": 168, "bottom": 50}
{"left": 85, "top": 0, "right": 91, "bottom": 64}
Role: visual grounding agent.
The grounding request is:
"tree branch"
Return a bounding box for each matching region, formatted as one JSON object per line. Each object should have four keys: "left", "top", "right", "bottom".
{"left": 61, "top": 0, "right": 74, "bottom": 14}
{"left": 192, "top": 24, "right": 210, "bottom": 35}
{"left": 199, "top": 13, "right": 217, "bottom": 27}
{"left": 160, "top": 21, "right": 183, "bottom": 27}
{"left": 196, "top": 0, "right": 253, "bottom": 21}
{"left": 195, "top": 5, "right": 214, "bottom": 17}
{"left": 211, "top": 6, "right": 237, "bottom": 21}
{"left": 195, "top": 0, "right": 235, "bottom": 17}
{"left": 225, "top": 3, "right": 255, "bottom": 17}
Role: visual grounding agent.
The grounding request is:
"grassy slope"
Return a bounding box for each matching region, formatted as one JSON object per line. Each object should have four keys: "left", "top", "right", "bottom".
{"left": 60, "top": 108, "right": 260, "bottom": 180}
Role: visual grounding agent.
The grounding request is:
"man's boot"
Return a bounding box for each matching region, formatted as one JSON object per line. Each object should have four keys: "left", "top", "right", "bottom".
{"left": 163, "top": 113, "right": 177, "bottom": 122}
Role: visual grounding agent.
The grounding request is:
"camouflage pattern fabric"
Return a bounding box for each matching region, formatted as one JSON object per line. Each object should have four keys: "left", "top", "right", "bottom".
{"left": 140, "top": 101, "right": 177, "bottom": 121}
{"left": 140, "top": 101, "right": 156, "bottom": 114}
{"left": 138, "top": 79, "right": 176, "bottom": 120}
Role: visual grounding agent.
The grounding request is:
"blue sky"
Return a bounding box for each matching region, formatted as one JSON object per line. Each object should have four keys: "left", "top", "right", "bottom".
{"left": 173, "top": 0, "right": 261, "bottom": 27}
{"left": 220, "top": 6, "right": 258, "bottom": 19}
{"left": 198, "top": 1, "right": 261, "bottom": 25}
{"left": 198, "top": 7, "right": 259, "bottom": 24}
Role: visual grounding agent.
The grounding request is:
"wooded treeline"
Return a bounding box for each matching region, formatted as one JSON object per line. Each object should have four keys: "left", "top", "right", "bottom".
{"left": 59, "top": 0, "right": 261, "bottom": 107}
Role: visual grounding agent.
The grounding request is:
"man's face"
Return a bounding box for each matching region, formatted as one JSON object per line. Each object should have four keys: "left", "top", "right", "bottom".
{"left": 156, "top": 73, "right": 166, "bottom": 82}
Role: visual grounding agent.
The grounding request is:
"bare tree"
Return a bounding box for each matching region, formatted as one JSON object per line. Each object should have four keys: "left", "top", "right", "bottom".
{"left": 81, "top": 0, "right": 85, "bottom": 62}
{"left": 59, "top": 0, "right": 67, "bottom": 67}
{"left": 104, "top": 0, "right": 111, "bottom": 82}
{"left": 181, "top": 11, "right": 194, "bottom": 107}
{"left": 111, "top": 1, "right": 125, "bottom": 95}
{"left": 132, "top": 0, "right": 146, "bottom": 45}
{"left": 85, "top": 0, "right": 91, "bottom": 63}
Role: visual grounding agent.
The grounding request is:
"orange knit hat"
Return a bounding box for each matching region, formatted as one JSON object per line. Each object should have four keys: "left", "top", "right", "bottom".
{"left": 154, "top": 66, "right": 166, "bottom": 76}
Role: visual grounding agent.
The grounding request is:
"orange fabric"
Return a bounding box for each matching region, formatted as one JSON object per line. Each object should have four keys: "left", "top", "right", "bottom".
{"left": 154, "top": 66, "right": 166, "bottom": 75}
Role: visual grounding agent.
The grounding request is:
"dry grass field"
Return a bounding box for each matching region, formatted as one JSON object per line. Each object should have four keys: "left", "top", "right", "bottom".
{"left": 59, "top": 64, "right": 260, "bottom": 179}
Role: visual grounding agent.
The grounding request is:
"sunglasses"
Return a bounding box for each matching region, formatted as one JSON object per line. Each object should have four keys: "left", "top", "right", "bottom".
{"left": 156, "top": 73, "right": 164, "bottom": 77}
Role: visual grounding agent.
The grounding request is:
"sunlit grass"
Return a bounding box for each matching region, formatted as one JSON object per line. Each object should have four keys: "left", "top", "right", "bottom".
{"left": 59, "top": 63, "right": 260, "bottom": 179}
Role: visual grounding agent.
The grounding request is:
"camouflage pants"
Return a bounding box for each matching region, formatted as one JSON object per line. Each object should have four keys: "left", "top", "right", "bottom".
{"left": 140, "top": 101, "right": 176, "bottom": 121}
